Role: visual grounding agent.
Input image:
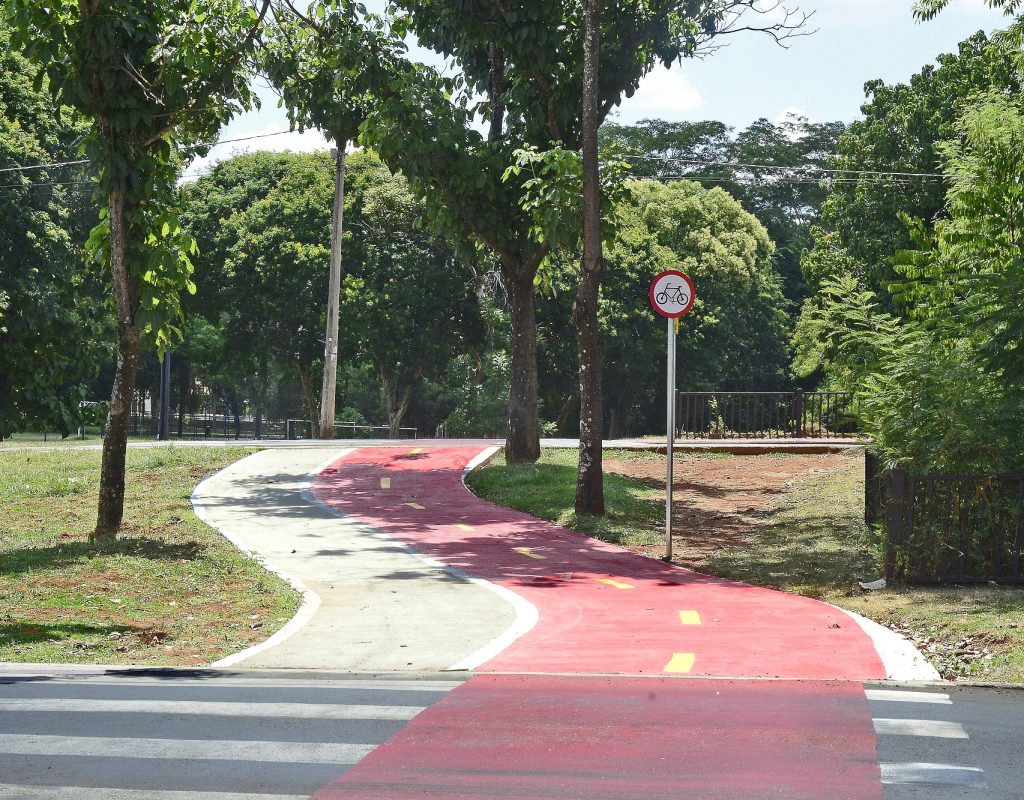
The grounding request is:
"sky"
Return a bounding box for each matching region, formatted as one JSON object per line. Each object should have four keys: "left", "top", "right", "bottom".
{"left": 188, "top": 0, "right": 1013, "bottom": 176}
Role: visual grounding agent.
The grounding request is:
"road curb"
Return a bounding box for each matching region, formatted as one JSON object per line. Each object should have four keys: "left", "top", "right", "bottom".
{"left": 833, "top": 604, "right": 941, "bottom": 682}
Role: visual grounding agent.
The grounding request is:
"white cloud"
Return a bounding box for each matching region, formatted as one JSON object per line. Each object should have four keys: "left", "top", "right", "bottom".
{"left": 617, "top": 66, "right": 704, "bottom": 123}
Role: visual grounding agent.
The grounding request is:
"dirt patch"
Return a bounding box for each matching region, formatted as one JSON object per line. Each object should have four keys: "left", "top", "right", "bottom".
{"left": 605, "top": 451, "right": 862, "bottom": 568}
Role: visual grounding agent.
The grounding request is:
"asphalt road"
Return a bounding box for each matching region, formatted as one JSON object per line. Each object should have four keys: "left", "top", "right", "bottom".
{"left": 869, "top": 683, "right": 1024, "bottom": 800}
{"left": 2, "top": 668, "right": 1023, "bottom": 799}
{"left": 0, "top": 668, "right": 464, "bottom": 799}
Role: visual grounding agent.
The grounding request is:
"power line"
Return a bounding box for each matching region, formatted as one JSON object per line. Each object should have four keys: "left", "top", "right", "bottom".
{"left": 623, "top": 153, "right": 948, "bottom": 181}
{"left": 0, "top": 159, "right": 88, "bottom": 175}
{"left": 0, "top": 129, "right": 307, "bottom": 179}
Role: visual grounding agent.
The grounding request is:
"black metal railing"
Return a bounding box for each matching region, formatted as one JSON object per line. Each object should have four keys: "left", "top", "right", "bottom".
{"left": 675, "top": 391, "right": 858, "bottom": 439}
{"left": 882, "top": 468, "right": 1024, "bottom": 585}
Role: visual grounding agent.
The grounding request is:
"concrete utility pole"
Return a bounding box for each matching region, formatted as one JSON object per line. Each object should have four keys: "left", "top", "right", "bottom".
{"left": 319, "top": 145, "right": 346, "bottom": 439}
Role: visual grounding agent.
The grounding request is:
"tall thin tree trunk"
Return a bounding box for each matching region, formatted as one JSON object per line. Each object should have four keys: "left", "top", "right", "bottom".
{"left": 95, "top": 187, "right": 141, "bottom": 540}
{"left": 319, "top": 146, "right": 346, "bottom": 439}
{"left": 295, "top": 361, "right": 318, "bottom": 436}
{"left": 379, "top": 369, "right": 412, "bottom": 439}
{"left": 505, "top": 268, "right": 541, "bottom": 463}
{"left": 575, "top": 0, "right": 605, "bottom": 515}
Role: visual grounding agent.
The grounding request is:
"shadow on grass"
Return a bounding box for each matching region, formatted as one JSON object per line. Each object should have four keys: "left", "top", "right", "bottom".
{"left": 1, "top": 538, "right": 205, "bottom": 577}
{"left": 704, "top": 502, "right": 879, "bottom": 593}
{"left": 0, "top": 620, "right": 132, "bottom": 644}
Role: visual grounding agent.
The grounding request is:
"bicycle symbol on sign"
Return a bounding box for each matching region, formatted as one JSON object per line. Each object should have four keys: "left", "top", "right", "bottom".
{"left": 656, "top": 284, "right": 690, "bottom": 307}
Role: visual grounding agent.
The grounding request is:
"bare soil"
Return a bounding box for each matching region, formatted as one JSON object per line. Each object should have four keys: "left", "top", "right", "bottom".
{"left": 605, "top": 451, "right": 862, "bottom": 568}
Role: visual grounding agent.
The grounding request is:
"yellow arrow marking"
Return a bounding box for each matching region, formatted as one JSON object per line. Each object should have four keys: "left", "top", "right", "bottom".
{"left": 403, "top": 502, "right": 425, "bottom": 510}
{"left": 664, "top": 653, "right": 696, "bottom": 673}
{"left": 408, "top": 447, "right": 423, "bottom": 455}
{"left": 455, "top": 524, "right": 474, "bottom": 532}
{"left": 679, "top": 610, "right": 701, "bottom": 625}
{"left": 513, "top": 547, "right": 546, "bottom": 560}
{"left": 597, "top": 578, "right": 634, "bottom": 590}
{"left": 380, "top": 478, "right": 391, "bottom": 489}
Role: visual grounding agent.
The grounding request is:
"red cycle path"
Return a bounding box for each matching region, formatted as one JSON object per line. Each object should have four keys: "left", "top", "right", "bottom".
{"left": 312, "top": 674, "right": 883, "bottom": 800}
{"left": 311, "top": 446, "right": 886, "bottom": 680}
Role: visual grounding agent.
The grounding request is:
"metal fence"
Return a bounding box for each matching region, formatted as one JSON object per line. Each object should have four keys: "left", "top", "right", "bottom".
{"left": 877, "top": 466, "right": 1024, "bottom": 585}
{"left": 675, "top": 391, "right": 858, "bottom": 439}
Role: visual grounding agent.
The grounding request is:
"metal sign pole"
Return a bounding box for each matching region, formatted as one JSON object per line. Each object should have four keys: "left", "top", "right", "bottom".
{"left": 666, "top": 317, "right": 675, "bottom": 562}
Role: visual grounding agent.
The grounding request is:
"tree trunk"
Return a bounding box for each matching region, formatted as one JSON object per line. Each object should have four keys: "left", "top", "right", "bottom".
{"left": 505, "top": 268, "right": 541, "bottom": 463}
{"left": 555, "top": 392, "right": 578, "bottom": 436}
{"left": 575, "top": 0, "right": 605, "bottom": 516}
{"left": 379, "top": 369, "right": 412, "bottom": 439}
{"left": 295, "top": 361, "right": 318, "bottom": 437}
{"left": 319, "top": 146, "right": 346, "bottom": 439}
{"left": 94, "top": 187, "right": 141, "bottom": 540}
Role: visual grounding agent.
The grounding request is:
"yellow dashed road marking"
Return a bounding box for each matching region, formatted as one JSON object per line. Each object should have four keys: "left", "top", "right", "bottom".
{"left": 664, "top": 653, "right": 696, "bottom": 673}
{"left": 679, "top": 610, "right": 701, "bottom": 625}
{"left": 455, "top": 524, "right": 474, "bottom": 532}
{"left": 597, "top": 578, "right": 634, "bottom": 590}
{"left": 403, "top": 502, "right": 425, "bottom": 510}
{"left": 513, "top": 547, "right": 546, "bottom": 560}
{"left": 380, "top": 478, "right": 391, "bottom": 489}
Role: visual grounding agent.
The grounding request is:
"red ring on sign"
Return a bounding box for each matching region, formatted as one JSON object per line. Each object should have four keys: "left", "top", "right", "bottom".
{"left": 649, "top": 270, "right": 696, "bottom": 319}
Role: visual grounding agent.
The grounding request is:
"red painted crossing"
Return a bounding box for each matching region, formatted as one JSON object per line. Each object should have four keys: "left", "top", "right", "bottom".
{"left": 312, "top": 674, "right": 883, "bottom": 800}
{"left": 311, "top": 446, "right": 886, "bottom": 679}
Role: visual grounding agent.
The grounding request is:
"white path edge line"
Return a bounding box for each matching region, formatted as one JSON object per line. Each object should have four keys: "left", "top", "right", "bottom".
{"left": 302, "top": 445, "right": 538, "bottom": 672}
{"left": 449, "top": 447, "right": 539, "bottom": 671}
{"left": 830, "top": 603, "right": 941, "bottom": 681}
{"left": 192, "top": 449, "right": 351, "bottom": 669}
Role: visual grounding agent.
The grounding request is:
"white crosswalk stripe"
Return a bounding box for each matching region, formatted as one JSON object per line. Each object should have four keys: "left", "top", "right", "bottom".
{"left": 0, "top": 671, "right": 462, "bottom": 798}
{"left": 868, "top": 686, "right": 989, "bottom": 796}
{"left": 0, "top": 785, "right": 307, "bottom": 800}
{"left": 0, "top": 733, "right": 376, "bottom": 764}
{"left": 880, "top": 762, "right": 987, "bottom": 788}
{"left": 873, "top": 718, "right": 969, "bottom": 738}
{"left": 865, "top": 689, "right": 951, "bottom": 704}
{"left": 0, "top": 698, "right": 425, "bottom": 720}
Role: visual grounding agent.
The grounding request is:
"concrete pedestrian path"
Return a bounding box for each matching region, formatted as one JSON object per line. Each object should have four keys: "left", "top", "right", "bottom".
{"left": 190, "top": 448, "right": 515, "bottom": 670}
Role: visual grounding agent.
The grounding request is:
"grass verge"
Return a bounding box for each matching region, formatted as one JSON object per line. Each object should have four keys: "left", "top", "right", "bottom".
{"left": 0, "top": 446, "right": 301, "bottom": 665}
{"left": 468, "top": 448, "right": 1024, "bottom": 683}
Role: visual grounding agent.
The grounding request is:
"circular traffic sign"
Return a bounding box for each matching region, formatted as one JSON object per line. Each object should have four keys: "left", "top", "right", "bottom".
{"left": 649, "top": 270, "right": 696, "bottom": 319}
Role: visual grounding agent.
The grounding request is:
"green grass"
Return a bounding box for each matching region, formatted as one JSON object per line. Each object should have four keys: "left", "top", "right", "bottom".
{"left": 468, "top": 449, "right": 665, "bottom": 548}
{"left": 469, "top": 448, "right": 1024, "bottom": 683}
{"left": 0, "top": 447, "right": 301, "bottom": 665}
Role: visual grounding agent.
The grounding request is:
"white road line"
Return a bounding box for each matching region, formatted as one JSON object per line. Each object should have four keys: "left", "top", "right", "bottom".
{"left": 0, "top": 734, "right": 374, "bottom": 765}
{"left": 0, "top": 677, "right": 461, "bottom": 692}
{"left": 880, "top": 762, "right": 986, "bottom": 788}
{"left": 0, "top": 699, "right": 425, "bottom": 720}
{"left": 865, "top": 689, "right": 952, "bottom": 704}
{"left": 873, "top": 718, "right": 969, "bottom": 738}
{"left": 0, "top": 785, "right": 306, "bottom": 800}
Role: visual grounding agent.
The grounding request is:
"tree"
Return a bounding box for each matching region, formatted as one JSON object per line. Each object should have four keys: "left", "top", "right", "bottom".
{"left": 577, "top": 0, "right": 604, "bottom": 512}
{"left": 261, "top": 1, "right": 394, "bottom": 438}
{"left": 340, "top": 152, "right": 486, "bottom": 436}
{"left": 805, "top": 30, "right": 1019, "bottom": 303}
{"left": 799, "top": 94, "right": 1024, "bottom": 474}
{"left": 914, "top": 0, "right": 1022, "bottom": 20}
{"left": 533, "top": 178, "right": 790, "bottom": 436}
{"left": 180, "top": 149, "right": 484, "bottom": 435}
{"left": 602, "top": 115, "right": 845, "bottom": 305}
{"left": 365, "top": 0, "right": 807, "bottom": 467}
{"left": 0, "top": 21, "right": 107, "bottom": 439}
{"left": 6, "top": 0, "right": 269, "bottom": 538}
